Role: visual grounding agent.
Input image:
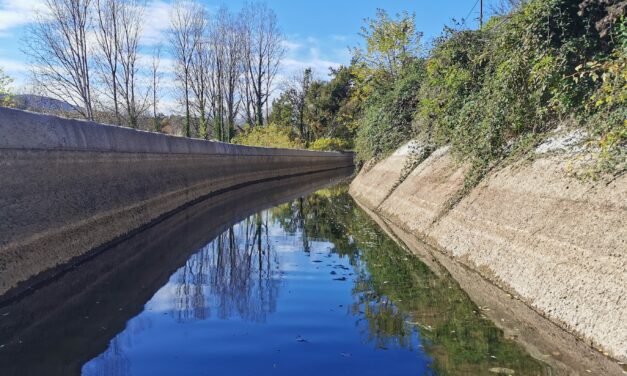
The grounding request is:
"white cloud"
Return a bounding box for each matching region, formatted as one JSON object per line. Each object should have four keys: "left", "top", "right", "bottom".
{"left": 279, "top": 38, "right": 343, "bottom": 81}
{"left": 0, "top": 0, "right": 171, "bottom": 44}
{"left": 280, "top": 39, "right": 301, "bottom": 52}
{"left": 0, "top": 0, "right": 47, "bottom": 31}
{"left": 136, "top": 52, "right": 176, "bottom": 74}
{"left": 141, "top": 0, "right": 173, "bottom": 46}
{"left": 281, "top": 57, "right": 340, "bottom": 78}
{"left": 0, "top": 57, "right": 32, "bottom": 90}
{"left": 0, "top": 57, "right": 29, "bottom": 73}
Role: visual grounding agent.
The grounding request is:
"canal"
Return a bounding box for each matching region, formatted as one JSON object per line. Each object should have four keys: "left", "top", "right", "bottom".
{"left": 0, "top": 169, "right": 554, "bottom": 375}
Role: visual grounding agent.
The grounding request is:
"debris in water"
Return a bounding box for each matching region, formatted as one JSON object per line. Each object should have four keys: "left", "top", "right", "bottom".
{"left": 489, "top": 368, "right": 515, "bottom": 375}
{"left": 296, "top": 335, "right": 308, "bottom": 343}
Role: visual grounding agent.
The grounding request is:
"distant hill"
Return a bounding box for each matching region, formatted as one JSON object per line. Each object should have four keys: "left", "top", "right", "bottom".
{"left": 0, "top": 94, "right": 76, "bottom": 113}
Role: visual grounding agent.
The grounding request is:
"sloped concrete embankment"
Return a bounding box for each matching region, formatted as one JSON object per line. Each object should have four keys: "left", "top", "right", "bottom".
{"left": 0, "top": 107, "right": 354, "bottom": 298}
{"left": 349, "top": 142, "right": 626, "bottom": 364}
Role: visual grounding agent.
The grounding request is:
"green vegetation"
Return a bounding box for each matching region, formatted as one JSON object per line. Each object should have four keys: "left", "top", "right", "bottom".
{"left": 0, "top": 67, "right": 14, "bottom": 107}
{"left": 350, "top": 9, "right": 424, "bottom": 162}
{"left": 415, "top": 1, "right": 626, "bottom": 179}
{"left": 309, "top": 137, "right": 349, "bottom": 151}
{"left": 261, "top": 1, "right": 625, "bottom": 180}
{"left": 267, "top": 65, "right": 359, "bottom": 150}
{"left": 354, "top": 59, "right": 424, "bottom": 161}
{"left": 232, "top": 124, "right": 305, "bottom": 149}
{"left": 574, "top": 14, "right": 627, "bottom": 175}
{"left": 271, "top": 186, "right": 552, "bottom": 375}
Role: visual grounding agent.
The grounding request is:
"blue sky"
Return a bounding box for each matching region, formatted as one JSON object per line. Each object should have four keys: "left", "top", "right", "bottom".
{"left": 0, "top": 0, "right": 494, "bottom": 110}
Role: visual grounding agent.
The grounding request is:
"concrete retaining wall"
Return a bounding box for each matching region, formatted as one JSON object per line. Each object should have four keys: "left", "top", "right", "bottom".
{"left": 349, "top": 142, "right": 626, "bottom": 364}
{"left": 0, "top": 107, "right": 353, "bottom": 297}
{"left": 0, "top": 167, "right": 352, "bottom": 375}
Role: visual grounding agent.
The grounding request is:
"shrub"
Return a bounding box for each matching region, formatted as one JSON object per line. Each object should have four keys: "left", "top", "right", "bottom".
{"left": 413, "top": 0, "right": 622, "bottom": 180}
{"left": 575, "top": 16, "right": 627, "bottom": 175}
{"left": 232, "top": 124, "right": 305, "bottom": 149}
{"left": 309, "top": 137, "right": 349, "bottom": 151}
{"left": 354, "top": 59, "right": 425, "bottom": 163}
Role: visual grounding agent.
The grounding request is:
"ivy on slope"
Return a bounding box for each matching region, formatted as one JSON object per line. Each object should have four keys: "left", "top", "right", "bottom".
{"left": 355, "top": 0, "right": 626, "bottom": 179}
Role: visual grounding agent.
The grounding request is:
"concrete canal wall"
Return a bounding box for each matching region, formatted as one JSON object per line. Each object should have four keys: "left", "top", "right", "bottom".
{"left": 349, "top": 141, "right": 626, "bottom": 363}
{"left": 0, "top": 168, "right": 352, "bottom": 375}
{"left": 0, "top": 107, "right": 354, "bottom": 298}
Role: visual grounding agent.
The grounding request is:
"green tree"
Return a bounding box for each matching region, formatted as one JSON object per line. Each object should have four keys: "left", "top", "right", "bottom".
{"left": 268, "top": 94, "right": 295, "bottom": 129}
{"left": 282, "top": 67, "right": 313, "bottom": 145}
{"left": 270, "top": 66, "right": 359, "bottom": 147}
{"left": 354, "top": 9, "right": 421, "bottom": 77}
{"left": 0, "top": 68, "right": 14, "bottom": 107}
{"left": 306, "top": 66, "right": 359, "bottom": 143}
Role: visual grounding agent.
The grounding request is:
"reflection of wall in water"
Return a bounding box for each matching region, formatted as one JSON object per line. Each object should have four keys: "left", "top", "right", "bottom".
{"left": 172, "top": 212, "right": 281, "bottom": 323}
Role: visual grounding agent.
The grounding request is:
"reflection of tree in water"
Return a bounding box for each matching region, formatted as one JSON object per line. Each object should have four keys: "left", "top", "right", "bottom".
{"left": 273, "top": 185, "right": 552, "bottom": 375}
{"left": 172, "top": 212, "right": 280, "bottom": 323}
{"left": 272, "top": 186, "right": 359, "bottom": 260}
{"left": 351, "top": 280, "right": 417, "bottom": 351}
{"left": 83, "top": 214, "right": 280, "bottom": 375}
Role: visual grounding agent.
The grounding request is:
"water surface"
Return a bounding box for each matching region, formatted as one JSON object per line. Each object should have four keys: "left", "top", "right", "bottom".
{"left": 83, "top": 186, "right": 551, "bottom": 375}
{"left": 0, "top": 172, "right": 553, "bottom": 375}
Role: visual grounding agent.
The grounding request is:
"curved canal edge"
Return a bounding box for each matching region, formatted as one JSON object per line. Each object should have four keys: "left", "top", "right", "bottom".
{"left": 0, "top": 177, "right": 567, "bottom": 375}
{"left": 349, "top": 141, "right": 626, "bottom": 371}
{"left": 0, "top": 168, "right": 355, "bottom": 375}
{"left": 0, "top": 107, "right": 353, "bottom": 300}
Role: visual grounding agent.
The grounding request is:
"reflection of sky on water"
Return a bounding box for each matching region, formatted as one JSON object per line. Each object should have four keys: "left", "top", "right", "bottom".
{"left": 80, "top": 185, "right": 554, "bottom": 376}
{"left": 82, "top": 204, "right": 432, "bottom": 376}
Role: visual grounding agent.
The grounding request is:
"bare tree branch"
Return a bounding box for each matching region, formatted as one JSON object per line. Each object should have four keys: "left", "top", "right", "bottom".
{"left": 25, "top": 0, "right": 94, "bottom": 120}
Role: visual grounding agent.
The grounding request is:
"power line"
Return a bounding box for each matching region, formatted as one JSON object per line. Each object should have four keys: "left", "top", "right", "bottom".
{"left": 461, "top": 0, "right": 481, "bottom": 28}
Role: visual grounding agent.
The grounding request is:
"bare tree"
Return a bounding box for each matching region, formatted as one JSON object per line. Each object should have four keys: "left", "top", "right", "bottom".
{"left": 94, "top": 0, "right": 121, "bottom": 125}
{"left": 188, "top": 5, "right": 209, "bottom": 139}
{"left": 150, "top": 43, "right": 163, "bottom": 132}
{"left": 169, "top": 0, "right": 202, "bottom": 137}
{"left": 25, "top": 0, "right": 94, "bottom": 120}
{"left": 207, "top": 11, "right": 225, "bottom": 140}
{"left": 117, "top": 0, "right": 148, "bottom": 128}
{"left": 222, "top": 9, "right": 244, "bottom": 141}
{"left": 240, "top": 2, "right": 284, "bottom": 127}
{"left": 208, "top": 6, "right": 243, "bottom": 141}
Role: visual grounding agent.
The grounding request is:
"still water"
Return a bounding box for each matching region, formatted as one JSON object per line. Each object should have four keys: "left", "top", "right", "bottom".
{"left": 0, "top": 172, "right": 553, "bottom": 375}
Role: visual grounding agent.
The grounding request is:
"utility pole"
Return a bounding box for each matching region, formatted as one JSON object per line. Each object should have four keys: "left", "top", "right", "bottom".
{"left": 479, "top": 0, "right": 483, "bottom": 27}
